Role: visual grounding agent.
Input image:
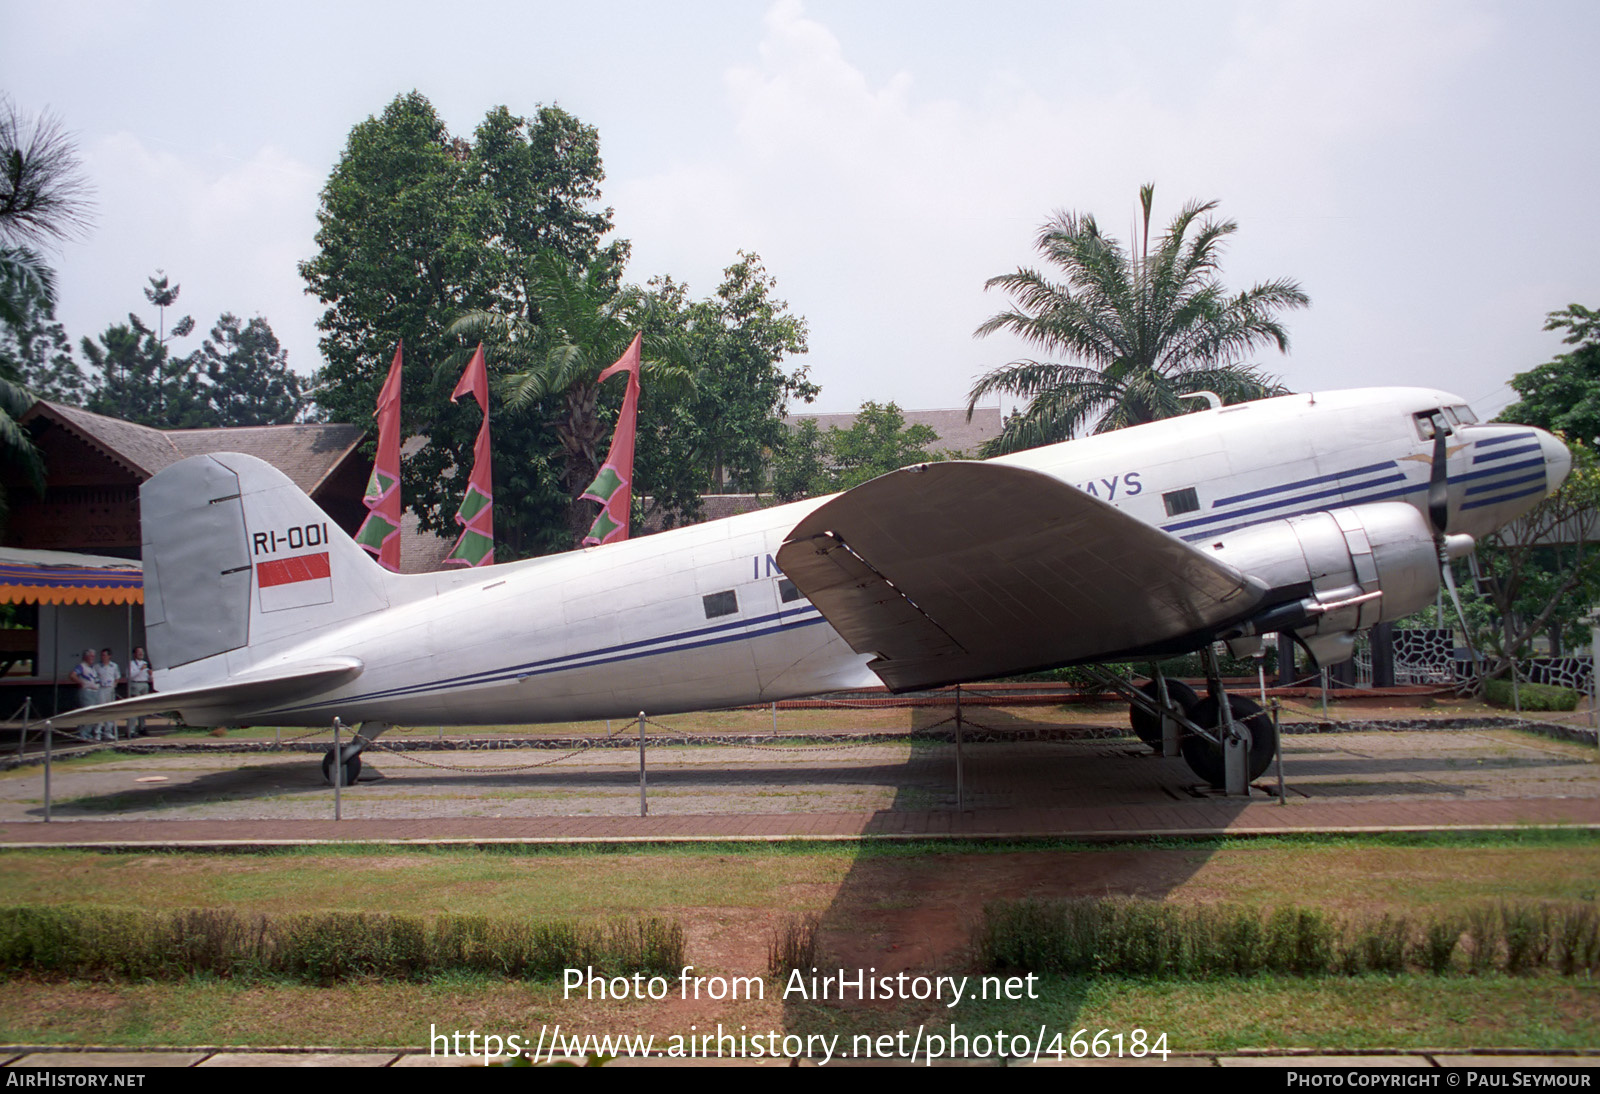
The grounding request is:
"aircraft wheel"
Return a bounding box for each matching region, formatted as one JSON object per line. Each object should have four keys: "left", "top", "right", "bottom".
{"left": 322, "top": 749, "right": 362, "bottom": 786}
{"left": 1180, "top": 695, "right": 1276, "bottom": 787}
{"left": 1129, "top": 679, "right": 1199, "bottom": 747}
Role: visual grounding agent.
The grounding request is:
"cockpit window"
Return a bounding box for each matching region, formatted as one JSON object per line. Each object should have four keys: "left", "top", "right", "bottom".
{"left": 1413, "top": 410, "right": 1451, "bottom": 440}
{"left": 1450, "top": 403, "right": 1478, "bottom": 424}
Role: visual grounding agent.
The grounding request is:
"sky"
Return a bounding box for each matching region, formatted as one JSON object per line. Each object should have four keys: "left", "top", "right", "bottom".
{"left": 4, "top": 0, "right": 1598, "bottom": 419}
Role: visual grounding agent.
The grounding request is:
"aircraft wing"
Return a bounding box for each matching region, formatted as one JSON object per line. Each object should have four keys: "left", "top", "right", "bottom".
{"left": 46, "top": 658, "right": 364, "bottom": 729}
{"left": 774, "top": 462, "right": 1268, "bottom": 691}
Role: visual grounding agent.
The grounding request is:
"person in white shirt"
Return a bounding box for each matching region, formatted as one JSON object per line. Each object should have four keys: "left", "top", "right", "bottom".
{"left": 69, "top": 650, "right": 98, "bottom": 742}
{"left": 127, "top": 647, "right": 151, "bottom": 737}
{"left": 95, "top": 648, "right": 120, "bottom": 741}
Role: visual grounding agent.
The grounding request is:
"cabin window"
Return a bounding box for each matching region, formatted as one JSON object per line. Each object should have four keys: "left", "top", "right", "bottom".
{"left": 778, "top": 578, "right": 804, "bottom": 603}
{"left": 702, "top": 590, "right": 738, "bottom": 619}
{"left": 1162, "top": 487, "right": 1200, "bottom": 517}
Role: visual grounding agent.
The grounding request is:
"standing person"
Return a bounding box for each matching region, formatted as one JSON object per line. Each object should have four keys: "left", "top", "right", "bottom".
{"left": 95, "top": 648, "right": 120, "bottom": 741}
{"left": 69, "top": 650, "right": 98, "bottom": 743}
{"left": 127, "top": 647, "right": 151, "bottom": 737}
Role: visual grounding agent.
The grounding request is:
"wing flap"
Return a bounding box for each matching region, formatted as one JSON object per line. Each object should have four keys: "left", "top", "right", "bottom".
{"left": 775, "top": 462, "right": 1267, "bottom": 691}
{"left": 47, "top": 658, "right": 363, "bottom": 729}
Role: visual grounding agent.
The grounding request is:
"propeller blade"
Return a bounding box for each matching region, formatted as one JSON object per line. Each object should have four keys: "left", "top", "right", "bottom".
{"left": 1427, "top": 420, "right": 1450, "bottom": 535}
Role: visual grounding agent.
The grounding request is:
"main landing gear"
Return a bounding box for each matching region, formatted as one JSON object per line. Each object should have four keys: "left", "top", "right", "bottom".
{"left": 1124, "top": 651, "right": 1277, "bottom": 792}
{"left": 321, "top": 721, "right": 391, "bottom": 786}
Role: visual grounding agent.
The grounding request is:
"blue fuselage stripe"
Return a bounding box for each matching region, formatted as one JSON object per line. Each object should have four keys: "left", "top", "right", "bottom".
{"left": 262, "top": 606, "right": 829, "bottom": 716}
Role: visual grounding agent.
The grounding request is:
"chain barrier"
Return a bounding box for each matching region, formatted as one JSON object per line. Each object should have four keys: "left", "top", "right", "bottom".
{"left": 353, "top": 731, "right": 594, "bottom": 772}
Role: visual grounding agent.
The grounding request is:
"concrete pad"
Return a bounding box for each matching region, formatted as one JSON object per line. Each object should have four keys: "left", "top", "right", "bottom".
{"left": 9, "top": 1052, "right": 206, "bottom": 1067}
{"left": 1434, "top": 1056, "right": 1599, "bottom": 1067}
{"left": 391, "top": 1054, "right": 511, "bottom": 1067}
{"left": 1218, "top": 1055, "right": 1431, "bottom": 1067}
{"left": 197, "top": 1052, "right": 398, "bottom": 1067}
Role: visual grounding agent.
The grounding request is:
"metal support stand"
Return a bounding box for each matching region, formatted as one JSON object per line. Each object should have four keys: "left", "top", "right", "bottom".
{"left": 1203, "top": 646, "right": 1250, "bottom": 797}
{"left": 12, "top": 697, "right": 34, "bottom": 757}
{"left": 954, "top": 684, "right": 964, "bottom": 810}
{"left": 332, "top": 718, "right": 343, "bottom": 821}
{"left": 1510, "top": 655, "right": 1522, "bottom": 714}
{"left": 772, "top": 701, "right": 778, "bottom": 735}
{"left": 1156, "top": 668, "right": 1179, "bottom": 758}
{"left": 637, "top": 711, "right": 648, "bottom": 817}
{"left": 1320, "top": 668, "right": 1329, "bottom": 719}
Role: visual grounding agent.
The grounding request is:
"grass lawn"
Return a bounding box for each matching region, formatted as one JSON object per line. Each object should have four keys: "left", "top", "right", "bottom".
{"left": 0, "top": 833, "right": 1596, "bottom": 1053}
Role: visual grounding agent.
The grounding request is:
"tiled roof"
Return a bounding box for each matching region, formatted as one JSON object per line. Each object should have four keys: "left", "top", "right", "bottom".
{"left": 25, "top": 402, "right": 365, "bottom": 494}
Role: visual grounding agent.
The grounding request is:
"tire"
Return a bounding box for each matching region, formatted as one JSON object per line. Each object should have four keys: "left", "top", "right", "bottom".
{"left": 1129, "top": 679, "right": 1200, "bottom": 747}
{"left": 321, "top": 749, "right": 362, "bottom": 786}
{"left": 1180, "top": 694, "right": 1276, "bottom": 788}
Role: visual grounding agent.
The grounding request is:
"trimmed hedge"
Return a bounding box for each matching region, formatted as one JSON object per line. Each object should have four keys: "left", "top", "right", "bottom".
{"left": 0, "top": 906, "right": 685, "bottom": 983}
{"left": 973, "top": 897, "right": 1600, "bottom": 978}
{"left": 1483, "top": 678, "right": 1580, "bottom": 712}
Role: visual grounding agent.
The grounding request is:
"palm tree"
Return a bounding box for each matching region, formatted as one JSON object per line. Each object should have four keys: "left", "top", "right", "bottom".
{"left": 967, "top": 184, "right": 1307, "bottom": 454}
{"left": 1, "top": 99, "right": 93, "bottom": 517}
{"left": 447, "top": 250, "right": 692, "bottom": 545}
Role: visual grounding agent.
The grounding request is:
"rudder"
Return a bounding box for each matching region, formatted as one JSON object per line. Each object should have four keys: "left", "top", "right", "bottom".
{"left": 142, "top": 453, "right": 394, "bottom": 671}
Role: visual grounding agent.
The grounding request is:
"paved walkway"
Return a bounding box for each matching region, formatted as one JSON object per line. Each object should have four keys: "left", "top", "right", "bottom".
{"left": 2, "top": 794, "right": 1595, "bottom": 848}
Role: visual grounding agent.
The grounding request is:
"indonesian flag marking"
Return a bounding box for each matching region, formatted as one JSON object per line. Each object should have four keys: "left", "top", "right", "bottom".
{"left": 257, "top": 551, "right": 333, "bottom": 612}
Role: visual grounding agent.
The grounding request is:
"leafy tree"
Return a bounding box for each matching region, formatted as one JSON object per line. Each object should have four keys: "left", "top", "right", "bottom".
{"left": 770, "top": 401, "right": 949, "bottom": 502}
{"left": 448, "top": 250, "right": 692, "bottom": 548}
{"left": 186, "top": 314, "right": 308, "bottom": 427}
{"left": 301, "top": 92, "right": 618, "bottom": 557}
{"left": 1499, "top": 304, "right": 1600, "bottom": 450}
{"left": 967, "top": 184, "right": 1305, "bottom": 453}
{"left": 1451, "top": 444, "right": 1600, "bottom": 670}
{"left": 0, "top": 268, "right": 85, "bottom": 404}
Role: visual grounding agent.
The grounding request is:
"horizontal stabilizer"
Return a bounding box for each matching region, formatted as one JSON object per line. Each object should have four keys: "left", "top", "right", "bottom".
{"left": 776, "top": 461, "right": 1268, "bottom": 691}
{"left": 46, "top": 658, "right": 363, "bottom": 729}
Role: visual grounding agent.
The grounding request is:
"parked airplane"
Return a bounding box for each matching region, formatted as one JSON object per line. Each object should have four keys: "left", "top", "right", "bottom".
{"left": 49, "top": 387, "right": 1570, "bottom": 790}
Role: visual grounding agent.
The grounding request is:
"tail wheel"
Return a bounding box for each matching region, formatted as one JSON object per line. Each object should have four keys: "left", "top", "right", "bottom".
{"left": 321, "top": 749, "right": 361, "bottom": 786}
{"left": 1180, "top": 694, "right": 1276, "bottom": 788}
{"left": 1129, "top": 679, "right": 1200, "bottom": 747}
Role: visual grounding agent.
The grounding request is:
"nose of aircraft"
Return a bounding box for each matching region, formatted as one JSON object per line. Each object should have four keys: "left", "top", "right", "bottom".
{"left": 1538, "top": 427, "right": 1573, "bottom": 495}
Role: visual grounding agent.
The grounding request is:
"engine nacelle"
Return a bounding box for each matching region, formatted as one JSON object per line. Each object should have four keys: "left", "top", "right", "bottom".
{"left": 1205, "top": 502, "right": 1439, "bottom": 653}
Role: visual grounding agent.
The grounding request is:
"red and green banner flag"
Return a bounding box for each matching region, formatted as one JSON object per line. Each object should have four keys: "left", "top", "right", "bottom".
{"left": 581, "top": 333, "right": 642, "bottom": 546}
{"left": 445, "top": 343, "right": 495, "bottom": 567}
{"left": 354, "top": 343, "right": 404, "bottom": 572}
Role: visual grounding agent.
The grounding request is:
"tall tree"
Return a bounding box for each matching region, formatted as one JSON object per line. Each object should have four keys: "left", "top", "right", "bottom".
{"left": 0, "top": 268, "right": 85, "bottom": 404}
{"left": 301, "top": 93, "right": 618, "bottom": 556}
{"left": 186, "top": 314, "right": 308, "bottom": 427}
{"left": 0, "top": 97, "right": 93, "bottom": 506}
{"left": 1499, "top": 304, "right": 1600, "bottom": 450}
{"left": 967, "top": 184, "right": 1306, "bottom": 453}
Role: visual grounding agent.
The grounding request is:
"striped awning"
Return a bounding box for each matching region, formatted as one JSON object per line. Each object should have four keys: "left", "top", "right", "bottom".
{"left": 0, "top": 562, "right": 143, "bottom": 605}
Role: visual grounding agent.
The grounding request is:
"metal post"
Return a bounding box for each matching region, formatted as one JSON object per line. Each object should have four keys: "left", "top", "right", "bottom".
{"left": 1257, "top": 658, "right": 1268, "bottom": 707}
{"left": 1510, "top": 654, "right": 1522, "bottom": 715}
{"left": 332, "top": 718, "right": 343, "bottom": 821}
{"left": 43, "top": 721, "right": 52, "bottom": 823}
{"left": 772, "top": 701, "right": 778, "bottom": 735}
{"left": 1320, "top": 667, "right": 1329, "bottom": 720}
{"left": 954, "top": 684, "right": 964, "bottom": 810}
{"left": 637, "top": 711, "right": 648, "bottom": 816}
{"left": 1272, "top": 700, "right": 1285, "bottom": 806}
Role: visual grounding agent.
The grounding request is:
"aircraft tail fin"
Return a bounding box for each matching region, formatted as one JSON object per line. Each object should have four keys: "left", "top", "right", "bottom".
{"left": 142, "top": 453, "right": 398, "bottom": 675}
